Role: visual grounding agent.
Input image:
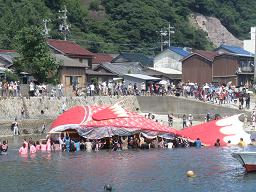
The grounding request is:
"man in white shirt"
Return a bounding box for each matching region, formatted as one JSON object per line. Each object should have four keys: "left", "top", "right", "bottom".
{"left": 89, "top": 83, "right": 95, "bottom": 96}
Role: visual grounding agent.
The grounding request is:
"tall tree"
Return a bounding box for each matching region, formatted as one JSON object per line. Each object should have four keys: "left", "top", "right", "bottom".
{"left": 14, "top": 26, "right": 60, "bottom": 84}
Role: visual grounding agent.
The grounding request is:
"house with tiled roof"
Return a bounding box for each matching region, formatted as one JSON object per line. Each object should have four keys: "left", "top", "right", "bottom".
{"left": 112, "top": 52, "right": 153, "bottom": 67}
{"left": 47, "top": 39, "right": 95, "bottom": 95}
{"left": 154, "top": 46, "right": 191, "bottom": 71}
{"left": 181, "top": 50, "right": 254, "bottom": 86}
{"left": 92, "top": 53, "right": 114, "bottom": 69}
{"left": 47, "top": 39, "right": 94, "bottom": 68}
{"left": 215, "top": 44, "right": 254, "bottom": 56}
{"left": 94, "top": 62, "right": 144, "bottom": 77}
{"left": 0, "top": 49, "right": 18, "bottom": 68}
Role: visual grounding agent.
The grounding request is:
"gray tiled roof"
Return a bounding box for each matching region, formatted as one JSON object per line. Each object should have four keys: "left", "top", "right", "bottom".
{"left": 98, "top": 62, "right": 145, "bottom": 76}
{"left": 112, "top": 52, "right": 153, "bottom": 67}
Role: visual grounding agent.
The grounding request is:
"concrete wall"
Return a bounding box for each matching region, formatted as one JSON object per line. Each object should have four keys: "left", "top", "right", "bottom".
{"left": 0, "top": 96, "right": 139, "bottom": 120}
{"left": 136, "top": 96, "right": 247, "bottom": 120}
{"left": 0, "top": 96, "right": 139, "bottom": 136}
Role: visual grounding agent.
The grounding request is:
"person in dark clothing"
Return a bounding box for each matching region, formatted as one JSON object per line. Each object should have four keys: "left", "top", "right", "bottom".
{"left": 214, "top": 138, "right": 221, "bottom": 147}
{"left": 206, "top": 113, "right": 210, "bottom": 122}
{"left": 246, "top": 93, "right": 250, "bottom": 109}
{"left": 182, "top": 114, "right": 187, "bottom": 128}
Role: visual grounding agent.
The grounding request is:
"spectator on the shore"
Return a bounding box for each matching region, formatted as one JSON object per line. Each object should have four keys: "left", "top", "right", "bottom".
{"left": 206, "top": 113, "right": 210, "bottom": 122}
{"left": 12, "top": 118, "right": 19, "bottom": 136}
{"left": 188, "top": 114, "right": 193, "bottom": 126}
{"left": 182, "top": 114, "right": 187, "bottom": 128}
{"left": 245, "top": 93, "right": 250, "bottom": 109}
{"left": 21, "top": 107, "right": 25, "bottom": 119}
{"left": 168, "top": 113, "right": 174, "bottom": 127}
{"left": 29, "top": 81, "right": 35, "bottom": 97}
{"left": 57, "top": 83, "right": 64, "bottom": 97}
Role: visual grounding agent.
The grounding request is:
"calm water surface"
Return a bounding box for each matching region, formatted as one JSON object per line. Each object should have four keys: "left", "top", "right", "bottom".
{"left": 0, "top": 137, "right": 255, "bottom": 192}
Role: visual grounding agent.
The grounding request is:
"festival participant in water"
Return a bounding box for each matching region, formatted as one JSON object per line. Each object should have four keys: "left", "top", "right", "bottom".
{"left": 80, "top": 140, "right": 85, "bottom": 151}
{"left": 19, "top": 143, "right": 28, "bottom": 155}
{"left": 214, "top": 138, "right": 221, "bottom": 147}
{"left": 35, "top": 141, "right": 41, "bottom": 151}
{"left": 30, "top": 142, "right": 37, "bottom": 154}
{"left": 112, "top": 137, "right": 118, "bottom": 151}
{"left": 121, "top": 136, "right": 128, "bottom": 150}
{"left": 158, "top": 138, "right": 165, "bottom": 148}
{"left": 194, "top": 138, "right": 202, "bottom": 148}
{"left": 23, "top": 139, "right": 28, "bottom": 148}
{"left": 74, "top": 140, "right": 80, "bottom": 152}
{"left": 46, "top": 138, "right": 51, "bottom": 151}
{"left": 94, "top": 139, "right": 99, "bottom": 151}
{"left": 238, "top": 138, "right": 247, "bottom": 147}
{"left": 139, "top": 133, "right": 145, "bottom": 148}
{"left": 1, "top": 140, "right": 8, "bottom": 154}
{"left": 85, "top": 139, "right": 92, "bottom": 152}
{"left": 63, "top": 135, "right": 71, "bottom": 152}
{"left": 70, "top": 140, "right": 76, "bottom": 152}
{"left": 40, "top": 140, "right": 47, "bottom": 151}
{"left": 58, "top": 135, "right": 64, "bottom": 150}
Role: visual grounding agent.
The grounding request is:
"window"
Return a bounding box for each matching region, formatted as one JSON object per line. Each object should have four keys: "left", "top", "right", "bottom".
{"left": 65, "top": 76, "right": 82, "bottom": 86}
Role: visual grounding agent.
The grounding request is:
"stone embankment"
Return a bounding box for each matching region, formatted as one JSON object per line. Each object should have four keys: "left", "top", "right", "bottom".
{"left": 0, "top": 96, "right": 139, "bottom": 136}
{"left": 0, "top": 95, "right": 251, "bottom": 136}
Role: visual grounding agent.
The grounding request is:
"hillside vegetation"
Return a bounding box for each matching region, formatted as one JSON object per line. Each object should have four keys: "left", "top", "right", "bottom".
{"left": 0, "top": 0, "right": 255, "bottom": 54}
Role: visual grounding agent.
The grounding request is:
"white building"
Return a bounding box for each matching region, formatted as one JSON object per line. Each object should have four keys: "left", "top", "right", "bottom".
{"left": 153, "top": 46, "right": 190, "bottom": 71}
{"left": 243, "top": 27, "right": 256, "bottom": 54}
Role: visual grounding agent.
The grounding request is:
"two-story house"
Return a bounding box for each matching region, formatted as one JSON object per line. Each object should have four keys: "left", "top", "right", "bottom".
{"left": 182, "top": 50, "right": 254, "bottom": 86}
{"left": 47, "top": 39, "right": 94, "bottom": 94}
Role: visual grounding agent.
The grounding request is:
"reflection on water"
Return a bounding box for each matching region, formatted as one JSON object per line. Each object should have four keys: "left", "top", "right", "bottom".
{"left": 1, "top": 137, "right": 256, "bottom": 192}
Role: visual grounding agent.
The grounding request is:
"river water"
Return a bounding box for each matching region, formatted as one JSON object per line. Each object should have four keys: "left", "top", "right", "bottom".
{"left": 0, "top": 137, "right": 255, "bottom": 192}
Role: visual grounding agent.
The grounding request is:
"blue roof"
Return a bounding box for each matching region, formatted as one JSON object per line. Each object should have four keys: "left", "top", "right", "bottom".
{"left": 219, "top": 44, "right": 254, "bottom": 56}
{"left": 168, "top": 46, "right": 190, "bottom": 57}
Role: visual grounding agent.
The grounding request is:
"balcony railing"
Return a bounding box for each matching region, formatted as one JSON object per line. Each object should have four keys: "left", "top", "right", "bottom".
{"left": 241, "top": 66, "right": 253, "bottom": 72}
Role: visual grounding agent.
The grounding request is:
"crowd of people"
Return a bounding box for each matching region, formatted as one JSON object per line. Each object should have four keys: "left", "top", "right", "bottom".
{"left": 80, "top": 80, "right": 253, "bottom": 110}
{"left": 16, "top": 134, "right": 256, "bottom": 156}
{"left": 17, "top": 133, "right": 198, "bottom": 155}
{"left": 0, "top": 79, "right": 253, "bottom": 112}
{"left": 0, "top": 80, "right": 21, "bottom": 97}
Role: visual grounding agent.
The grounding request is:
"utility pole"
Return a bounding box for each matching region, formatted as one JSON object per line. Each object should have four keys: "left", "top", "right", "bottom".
{"left": 254, "top": 27, "right": 256, "bottom": 83}
{"left": 168, "top": 23, "right": 175, "bottom": 47}
{"left": 42, "top": 19, "right": 50, "bottom": 38}
{"left": 58, "top": 5, "right": 70, "bottom": 41}
{"left": 159, "top": 28, "right": 167, "bottom": 51}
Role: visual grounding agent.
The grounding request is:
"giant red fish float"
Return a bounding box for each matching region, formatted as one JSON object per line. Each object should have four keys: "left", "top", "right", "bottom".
{"left": 50, "top": 104, "right": 250, "bottom": 147}
{"left": 50, "top": 104, "right": 179, "bottom": 139}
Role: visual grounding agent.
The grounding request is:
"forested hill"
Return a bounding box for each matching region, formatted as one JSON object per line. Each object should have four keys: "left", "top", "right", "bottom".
{"left": 0, "top": 0, "right": 256, "bottom": 54}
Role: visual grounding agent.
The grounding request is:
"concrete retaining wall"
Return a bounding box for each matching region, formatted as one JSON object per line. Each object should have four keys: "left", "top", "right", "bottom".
{"left": 136, "top": 96, "right": 248, "bottom": 120}
{"left": 0, "top": 96, "right": 139, "bottom": 136}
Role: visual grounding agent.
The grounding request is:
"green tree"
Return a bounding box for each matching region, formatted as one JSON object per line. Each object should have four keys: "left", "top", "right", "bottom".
{"left": 14, "top": 26, "right": 60, "bottom": 84}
